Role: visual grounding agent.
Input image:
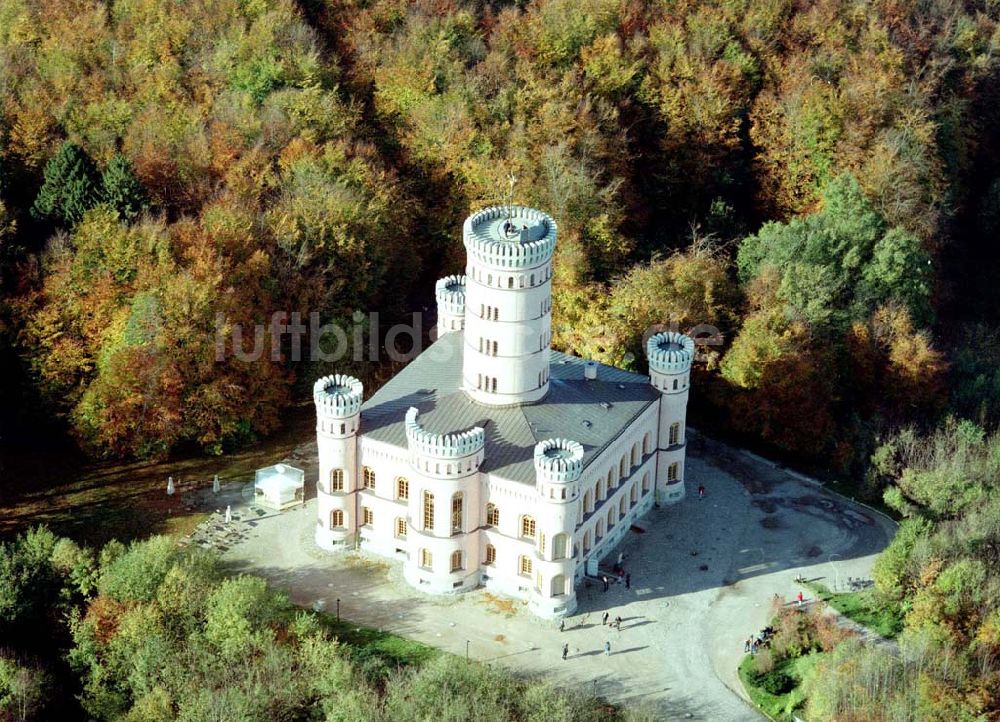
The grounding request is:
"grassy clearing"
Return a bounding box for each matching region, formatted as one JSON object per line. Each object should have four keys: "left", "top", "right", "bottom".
{"left": 805, "top": 582, "right": 903, "bottom": 638}
{"left": 739, "top": 651, "right": 825, "bottom": 721}
{"left": 1, "top": 407, "right": 314, "bottom": 547}
{"left": 315, "top": 612, "right": 439, "bottom": 668}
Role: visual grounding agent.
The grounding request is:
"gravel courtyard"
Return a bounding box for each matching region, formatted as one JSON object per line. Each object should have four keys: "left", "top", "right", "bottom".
{"left": 210, "top": 431, "right": 895, "bottom": 720}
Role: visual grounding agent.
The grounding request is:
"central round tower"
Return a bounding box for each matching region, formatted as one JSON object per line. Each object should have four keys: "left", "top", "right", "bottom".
{"left": 461, "top": 206, "right": 557, "bottom": 406}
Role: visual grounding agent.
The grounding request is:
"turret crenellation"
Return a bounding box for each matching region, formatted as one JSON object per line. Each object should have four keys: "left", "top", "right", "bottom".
{"left": 533, "top": 438, "right": 585, "bottom": 483}
{"left": 463, "top": 206, "right": 557, "bottom": 270}
{"left": 404, "top": 407, "right": 485, "bottom": 459}
{"left": 313, "top": 374, "right": 364, "bottom": 418}
{"left": 435, "top": 275, "right": 466, "bottom": 315}
{"left": 646, "top": 332, "right": 695, "bottom": 375}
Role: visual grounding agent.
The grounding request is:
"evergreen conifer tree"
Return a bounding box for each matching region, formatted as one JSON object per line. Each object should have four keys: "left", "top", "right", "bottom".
{"left": 101, "top": 153, "right": 148, "bottom": 221}
{"left": 30, "top": 143, "right": 101, "bottom": 226}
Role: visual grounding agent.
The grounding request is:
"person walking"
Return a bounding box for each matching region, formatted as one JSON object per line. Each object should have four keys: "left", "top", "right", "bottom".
{"left": 602, "top": 611, "right": 610, "bottom": 626}
{"left": 562, "top": 643, "right": 569, "bottom": 661}
{"left": 602, "top": 575, "right": 609, "bottom": 592}
{"left": 614, "top": 616, "right": 622, "bottom": 631}
{"left": 625, "top": 573, "right": 631, "bottom": 590}
{"left": 604, "top": 640, "right": 611, "bottom": 657}
{"left": 559, "top": 619, "right": 565, "bottom": 633}
{"left": 744, "top": 637, "right": 752, "bottom": 653}
{"left": 797, "top": 591, "right": 805, "bottom": 607}
{"left": 697, "top": 484, "right": 705, "bottom": 499}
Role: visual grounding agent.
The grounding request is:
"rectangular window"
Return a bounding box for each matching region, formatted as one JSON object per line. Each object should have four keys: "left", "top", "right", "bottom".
{"left": 491, "top": 377, "right": 497, "bottom": 393}
{"left": 669, "top": 422, "right": 680, "bottom": 446}
{"left": 485, "top": 544, "right": 496, "bottom": 565}
{"left": 362, "top": 506, "right": 373, "bottom": 526}
{"left": 668, "top": 462, "right": 679, "bottom": 482}
{"left": 486, "top": 504, "right": 499, "bottom": 526}
{"left": 423, "top": 491, "right": 434, "bottom": 531}
{"left": 420, "top": 549, "right": 432, "bottom": 570}
{"left": 396, "top": 477, "right": 409, "bottom": 500}
{"left": 450, "top": 550, "right": 463, "bottom": 572}
{"left": 519, "top": 555, "right": 532, "bottom": 577}
{"left": 451, "top": 494, "right": 463, "bottom": 534}
{"left": 395, "top": 517, "right": 407, "bottom": 538}
{"left": 330, "top": 469, "right": 344, "bottom": 492}
{"left": 521, "top": 516, "right": 536, "bottom": 539}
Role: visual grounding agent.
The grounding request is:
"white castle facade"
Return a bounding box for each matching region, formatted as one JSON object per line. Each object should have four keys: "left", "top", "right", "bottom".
{"left": 313, "top": 206, "right": 692, "bottom": 618}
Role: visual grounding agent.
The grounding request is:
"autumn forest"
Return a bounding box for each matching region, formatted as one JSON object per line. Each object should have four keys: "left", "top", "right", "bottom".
{"left": 1, "top": 0, "right": 1000, "bottom": 719}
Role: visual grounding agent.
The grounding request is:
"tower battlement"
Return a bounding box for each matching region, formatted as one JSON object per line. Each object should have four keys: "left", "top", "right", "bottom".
{"left": 313, "top": 374, "right": 363, "bottom": 418}
{"left": 435, "top": 275, "right": 466, "bottom": 315}
{"left": 463, "top": 206, "right": 557, "bottom": 270}
{"left": 646, "top": 332, "right": 695, "bottom": 375}
{"left": 404, "top": 407, "right": 485, "bottom": 459}
{"left": 533, "top": 438, "right": 584, "bottom": 482}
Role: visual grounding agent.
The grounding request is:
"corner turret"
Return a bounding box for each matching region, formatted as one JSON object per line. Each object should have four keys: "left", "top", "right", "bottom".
{"left": 435, "top": 275, "right": 466, "bottom": 336}
{"left": 647, "top": 332, "right": 694, "bottom": 504}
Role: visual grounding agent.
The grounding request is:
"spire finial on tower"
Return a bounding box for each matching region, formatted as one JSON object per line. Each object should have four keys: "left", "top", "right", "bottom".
{"left": 504, "top": 170, "right": 518, "bottom": 238}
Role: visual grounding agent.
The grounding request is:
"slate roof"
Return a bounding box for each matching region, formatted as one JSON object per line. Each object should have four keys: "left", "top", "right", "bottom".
{"left": 360, "top": 331, "right": 659, "bottom": 484}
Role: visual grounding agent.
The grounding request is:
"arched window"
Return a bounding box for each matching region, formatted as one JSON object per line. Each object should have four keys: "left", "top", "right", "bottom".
{"left": 643, "top": 432, "right": 652, "bottom": 455}
{"left": 486, "top": 503, "right": 499, "bottom": 526}
{"left": 422, "top": 491, "right": 434, "bottom": 531}
{"left": 492, "top": 340, "right": 498, "bottom": 356}
{"left": 552, "top": 533, "right": 568, "bottom": 560}
{"left": 420, "top": 549, "right": 433, "bottom": 570}
{"left": 362, "top": 506, "right": 373, "bottom": 526}
{"left": 451, "top": 493, "right": 463, "bottom": 534}
{"left": 596, "top": 480, "right": 603, "bottom": 501}
{"left": 669, "top": 422, "right": 681, "bottom": 446}
{"left": 330, "top": 509, "right": 344, "bottom": 529}
{"left": 642, "top": 473, "right": 650, "bottom": 493}
{"left": 484, "top": 544, "right": 496, "bottom": 565}
{"left": 362, "top": 466, "right": 375, "bottom": 489}
{"left": 329, "top": 469, "right": 344, "bottom": 492}
{"left": 491, "top": 377, "right": 497, "bottom": 393}
{"left": 487, "top": 273, "right": 493, "bottom": 285}
{"left": 519, "top": 275, "right": 525, "bottom": 288}
{"left": 596, "top": 519, "right": 604, "bottom": 540}
{"left": 583, "top": 530, "right": 592, "bottom": 552}
{"left": 551, "top": 574, "right": 566, "bottom": 597}
{"left": 530, "top": 273, "right": 535, "bottom": 286}
{"left": 518, "top": 555, "right": 532, "bottom": 577}
{"left": 607, "top": 508, "right": 615, "bottom": 529}
{"left": 508, "top": 276, "right": 514, "bottom": 289}
{"left": 607, "top": 469, "right": 614, "bottom": 489}
{"left": 630, "top": 483, "right": 638, "bottom": 505}
{"left": 619, "top": 496, "right": 627, "bottom": 517}
{"left": 668, "top": 462, "right": 679, "bottom": 482}
{"left": 520, "top": 515, "right": 536, "bottom": 539}
{"left": 583, "top": 490, "right": 592, "bottom": 514}
{"left": 395, "top": 517, "right": 407, "bottom": 538}
{"left": 632, "top": 444, "right": 640, "bottom": 468}
{"left": 620, "top": 457, "right": 627, "bottom": 478}
{"left": 450, "top": 550, "right": 463, "bottom": 572}
{"left": 673, "top": 378, "right": 678, "bottom": 390}
{"left": 396, "top": 477, "right": 409, "bottom": 500}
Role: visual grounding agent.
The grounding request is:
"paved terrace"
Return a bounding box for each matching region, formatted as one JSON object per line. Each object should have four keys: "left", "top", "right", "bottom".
{"left": 203, "top": 432, "right": 895, "bottom": 720}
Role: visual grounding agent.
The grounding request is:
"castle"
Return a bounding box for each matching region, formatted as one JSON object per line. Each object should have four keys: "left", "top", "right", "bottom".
{"left": 313, "top": 205, "right": 692, "bottom": 618}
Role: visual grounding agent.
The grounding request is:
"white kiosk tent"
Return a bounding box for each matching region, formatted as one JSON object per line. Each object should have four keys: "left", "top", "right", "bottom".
{"left": 254, "top": 463, "right": 305, "bottom": 510}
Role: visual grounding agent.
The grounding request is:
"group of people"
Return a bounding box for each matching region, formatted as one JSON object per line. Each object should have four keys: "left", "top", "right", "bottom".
{"left": 743, "top": 626, "right": 775, "bottom": 655}
{"left": 600, "top": 552, "right": 633, "bottom": 592}
{"left": 559, "top": 609, "right": 626, "bottom": 661}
